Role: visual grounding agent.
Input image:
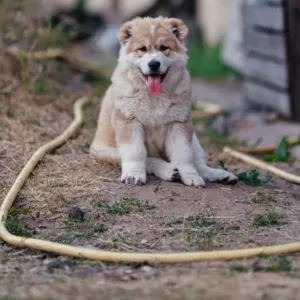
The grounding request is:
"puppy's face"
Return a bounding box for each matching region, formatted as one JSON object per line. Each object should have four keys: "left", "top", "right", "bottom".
{"left": 118, "top": 17, "right": 188, "bottom": 96}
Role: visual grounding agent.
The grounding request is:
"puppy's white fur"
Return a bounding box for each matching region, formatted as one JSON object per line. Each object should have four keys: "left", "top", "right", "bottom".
{"left": 90, "top": 17, "right": 237, "bottom": 187}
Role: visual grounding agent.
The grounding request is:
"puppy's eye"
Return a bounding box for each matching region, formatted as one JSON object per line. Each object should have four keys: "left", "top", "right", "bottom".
{"left": 160, "top": 45, "right": 169, "bottom": 51}
{"left": 138, "top": 46, "right": 147, "bottom": 52}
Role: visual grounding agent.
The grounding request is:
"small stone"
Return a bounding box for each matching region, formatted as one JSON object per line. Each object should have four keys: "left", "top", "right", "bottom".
{"left": 153, "top": 186, "right": 159, "bottom": 192}
{"left": 129, "top": 273, "right": 140, "bottom": 280}
{"left": 29, "top": 266, "right": 45, "bottom": 274}
{"left": 68, "top": 206, "right": 84, "bottom": 221}
{"left": 47, "top": 259, "right": 73, "bottom": 270}
{"left": 141, "top": 266, "right": 153, "bottom": 272}
{"left": 141, "top": 239, "right": 148, "bottom": 244}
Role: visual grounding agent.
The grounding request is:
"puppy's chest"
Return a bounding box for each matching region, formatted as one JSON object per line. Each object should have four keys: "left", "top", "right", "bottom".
{"left": 144, "top": 126, "right": 168, "bottom": 157}
{"left": 138, "top": 102, "right": 170, "bottom": 126}
{"left": 128, "top": 95, "right": 181, "bottom": 127}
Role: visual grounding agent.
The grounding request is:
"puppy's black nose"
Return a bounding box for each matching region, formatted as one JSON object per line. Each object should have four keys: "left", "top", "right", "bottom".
{"left": 148, "top": 60, "right": 161, "bottom": 71}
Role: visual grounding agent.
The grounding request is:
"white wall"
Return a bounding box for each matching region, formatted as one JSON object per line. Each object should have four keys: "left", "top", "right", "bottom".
{"left": 197, "top": 0, "right": 230, "bottom": 46}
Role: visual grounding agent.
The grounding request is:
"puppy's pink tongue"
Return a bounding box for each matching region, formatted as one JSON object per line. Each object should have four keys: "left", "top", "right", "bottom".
{"left": 147, "top": 75, "right": 161, "bottom": 96}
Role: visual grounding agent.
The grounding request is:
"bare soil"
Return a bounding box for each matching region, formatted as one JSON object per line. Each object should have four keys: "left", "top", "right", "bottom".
{"left": 1, "top": 2, "right": 300, "bottom": 299}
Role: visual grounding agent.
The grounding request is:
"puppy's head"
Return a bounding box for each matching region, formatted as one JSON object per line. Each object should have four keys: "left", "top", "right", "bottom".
{"left": 117, "top": 17, "right": 188, "bottom": 96}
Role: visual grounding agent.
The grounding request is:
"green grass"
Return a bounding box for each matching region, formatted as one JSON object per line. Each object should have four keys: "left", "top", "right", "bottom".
{"left": 61, "top": 229, "right": 101, "bottom": 244}
{"left": 187, "top": 43, "right": 241, "bottom": 81}
{"left": 190, "top": 218, "right": 216, "bottom": 228}
{"left": 4, "top": 215, "right": 31, "bottom": 236}
{"left": 252, "top": 210, "right": 284, "bottom": 227}
{"left": 26, "top": 115, "right": 47, "bottom": 127}
{"left": 4, "top": 208, "right": 33, "bottom": 236}
{"left": 196, "top": 118, "right": 244, "bottom": 151}
{"left": 67, "top": 218, "right": 85, "bottom": 225}
{"left": 249, "top": 191, "right": 276, "bottom": 204}
{"left": 219, "top": 161, "right": 272, "bottom": 186}
{"left": 34, "top": 26, "right": 72, "bottom": 50}
{"left": 231, "top": 255, "right": 292, "bottom": 273}
{"left": 62, "top": 218, "right": 108, "bottom": 244}
{"left": 197, "top": 129, "right": 238, "bottom": 151}
{"left": 163, "top": 218, "right": 183, "bottom": 226}
{"left": 1, "top": 296, "right": 21, "bottom": 300}
{"left": 163, "top": 213, "right": 217, "bottom": 229}
{"left": 187, "top": 43, "right": 229, "bottom": 80}
{"left": 237, "top": 169, "right": 272, "bottom": 186}
{"left": 264, "top": 136, "right": 291, "bottom": 162}
{"left": 93, "top": 224, "right": 108, "bottom": 233}
{"left": 8, "top": 207, "right": 32, "bottom": 217}
{"left": 0, "top": 255, "right": 9, "bottom": 263}
{"left": 163, "top": 213, "right": 238, "bottom": 249}
{"left": 34, "top": 77, "right": 48, "bottom": 94}
{"left": 97, "top": 197, "right": 155, "bottom": 215}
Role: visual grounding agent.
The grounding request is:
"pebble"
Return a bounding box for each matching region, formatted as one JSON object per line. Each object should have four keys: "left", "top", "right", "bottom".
{"left": 47, "top": 259, "right": 73, "bottom": 270}
{"left": 68, "top": 206, "right": 84, "bottom": 221}
{"left": 141, "top": 265, "right": 153, "bottom": 273}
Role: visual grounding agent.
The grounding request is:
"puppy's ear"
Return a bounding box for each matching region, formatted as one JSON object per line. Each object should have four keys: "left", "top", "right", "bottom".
{"left": 168, "top": 18, "right": 188, "bottom": 43}
{"left": 118, "top": 21, "right": 132, "bottom": 45}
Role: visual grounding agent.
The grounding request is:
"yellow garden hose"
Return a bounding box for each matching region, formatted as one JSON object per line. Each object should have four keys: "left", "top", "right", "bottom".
{"left": 1, "top": 97, "right": 300, "bottom": 263}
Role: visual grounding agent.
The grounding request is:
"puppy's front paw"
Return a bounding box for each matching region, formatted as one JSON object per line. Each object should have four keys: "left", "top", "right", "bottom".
{"left": 200, "top": 168, "right": 238, "bottom": 185}
{"left": 177, "top": 166, "right": 205, "bottom": 188}
{"left": 121, "top": 170, "right": 146, "bottom": 185}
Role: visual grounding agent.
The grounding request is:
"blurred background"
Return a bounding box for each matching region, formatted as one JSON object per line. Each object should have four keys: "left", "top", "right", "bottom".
{"left": 1, "top": 0, "right": 300, "bottom": 153}
{"left": 37, "top": 0, "right": 243, "bottom": 79}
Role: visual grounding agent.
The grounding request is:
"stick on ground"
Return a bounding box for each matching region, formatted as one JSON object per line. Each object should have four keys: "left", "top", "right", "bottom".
{"left": 223, "top": 146, "right": 300, "bottom": 184}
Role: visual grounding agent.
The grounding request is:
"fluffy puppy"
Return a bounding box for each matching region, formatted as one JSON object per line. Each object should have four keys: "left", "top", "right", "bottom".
{"left": 90, "top": 16, "right": 237, "bottom": 187}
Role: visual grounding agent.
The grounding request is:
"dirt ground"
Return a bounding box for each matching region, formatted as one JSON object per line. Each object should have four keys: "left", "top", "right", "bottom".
{"left": 1, "top": 2, "right": 300, "bottom": 300}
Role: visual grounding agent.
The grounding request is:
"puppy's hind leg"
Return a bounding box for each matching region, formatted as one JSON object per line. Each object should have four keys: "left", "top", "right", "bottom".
{"left": 90, "top": 142, "right": 120, "bottom": 165}
{"left": 146, "top": 157, "right": 180, "bottom": 182}
{"left": 192, "top": 133, "right": 238, "bottom": 184}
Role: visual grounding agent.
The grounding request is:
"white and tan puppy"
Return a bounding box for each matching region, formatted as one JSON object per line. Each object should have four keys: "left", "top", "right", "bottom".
{"left": 90, "top": 17, "right": 237, "bottom": 187}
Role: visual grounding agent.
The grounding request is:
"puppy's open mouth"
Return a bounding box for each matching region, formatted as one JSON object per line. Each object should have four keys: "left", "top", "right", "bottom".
{"left": 141, "top": 69, "right": 169, "bottom": 96}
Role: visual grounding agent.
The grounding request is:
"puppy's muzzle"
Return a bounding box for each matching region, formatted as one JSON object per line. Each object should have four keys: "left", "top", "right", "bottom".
{"left": 148, "top": 60, "right": 161, "bottom": 72}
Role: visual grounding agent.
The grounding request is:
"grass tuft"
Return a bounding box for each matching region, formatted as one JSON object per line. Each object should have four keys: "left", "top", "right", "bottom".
{"left": 252, "top": 210, "right": 284, "bottom": 227}
{"left": 97, "top": 197, "right": 155, "bottom": 215}
{"left": 219, "top": 161, "right": 272, "bottom": 186}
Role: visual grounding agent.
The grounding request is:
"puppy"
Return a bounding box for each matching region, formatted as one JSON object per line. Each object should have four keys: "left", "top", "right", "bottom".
{"left": 90, "top": 16, "right": 237, "bottom": 187}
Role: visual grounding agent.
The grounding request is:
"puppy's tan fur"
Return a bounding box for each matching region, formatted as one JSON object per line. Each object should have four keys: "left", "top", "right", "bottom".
{"left": 90, "top": 17, "right": 237, "bottom": 187}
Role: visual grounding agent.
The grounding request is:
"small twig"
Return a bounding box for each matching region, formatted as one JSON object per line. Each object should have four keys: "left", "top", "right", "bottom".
{"left": 93, "top": 237, "right": 152, "bottom": 253}
{"left": 0, "top": 76, "right": 18, "bottom": 95}
{"left": 5, "top": 48, "right": 108, "bottom": 78}
{"left": 154, "top": 227, "right": 211, "bottom": 232}
{"left": 191, "top": 111, "right": 222, "bottom": 119}
{"left": 236, "top": 136, "right": 300, "bottom": 154}
{"left": 0, "top": 83, "right": 17, "bottom": 95}
{"left": 191, "top": 102, "right": 223, "bottom": 119}
{"left": 223, "top": 147, "right": 300, "bottom": 184}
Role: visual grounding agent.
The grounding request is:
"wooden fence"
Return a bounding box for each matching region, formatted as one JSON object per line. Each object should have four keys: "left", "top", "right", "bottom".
{"left": 243, "top": 0, "right": 300, "bottom": 122}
